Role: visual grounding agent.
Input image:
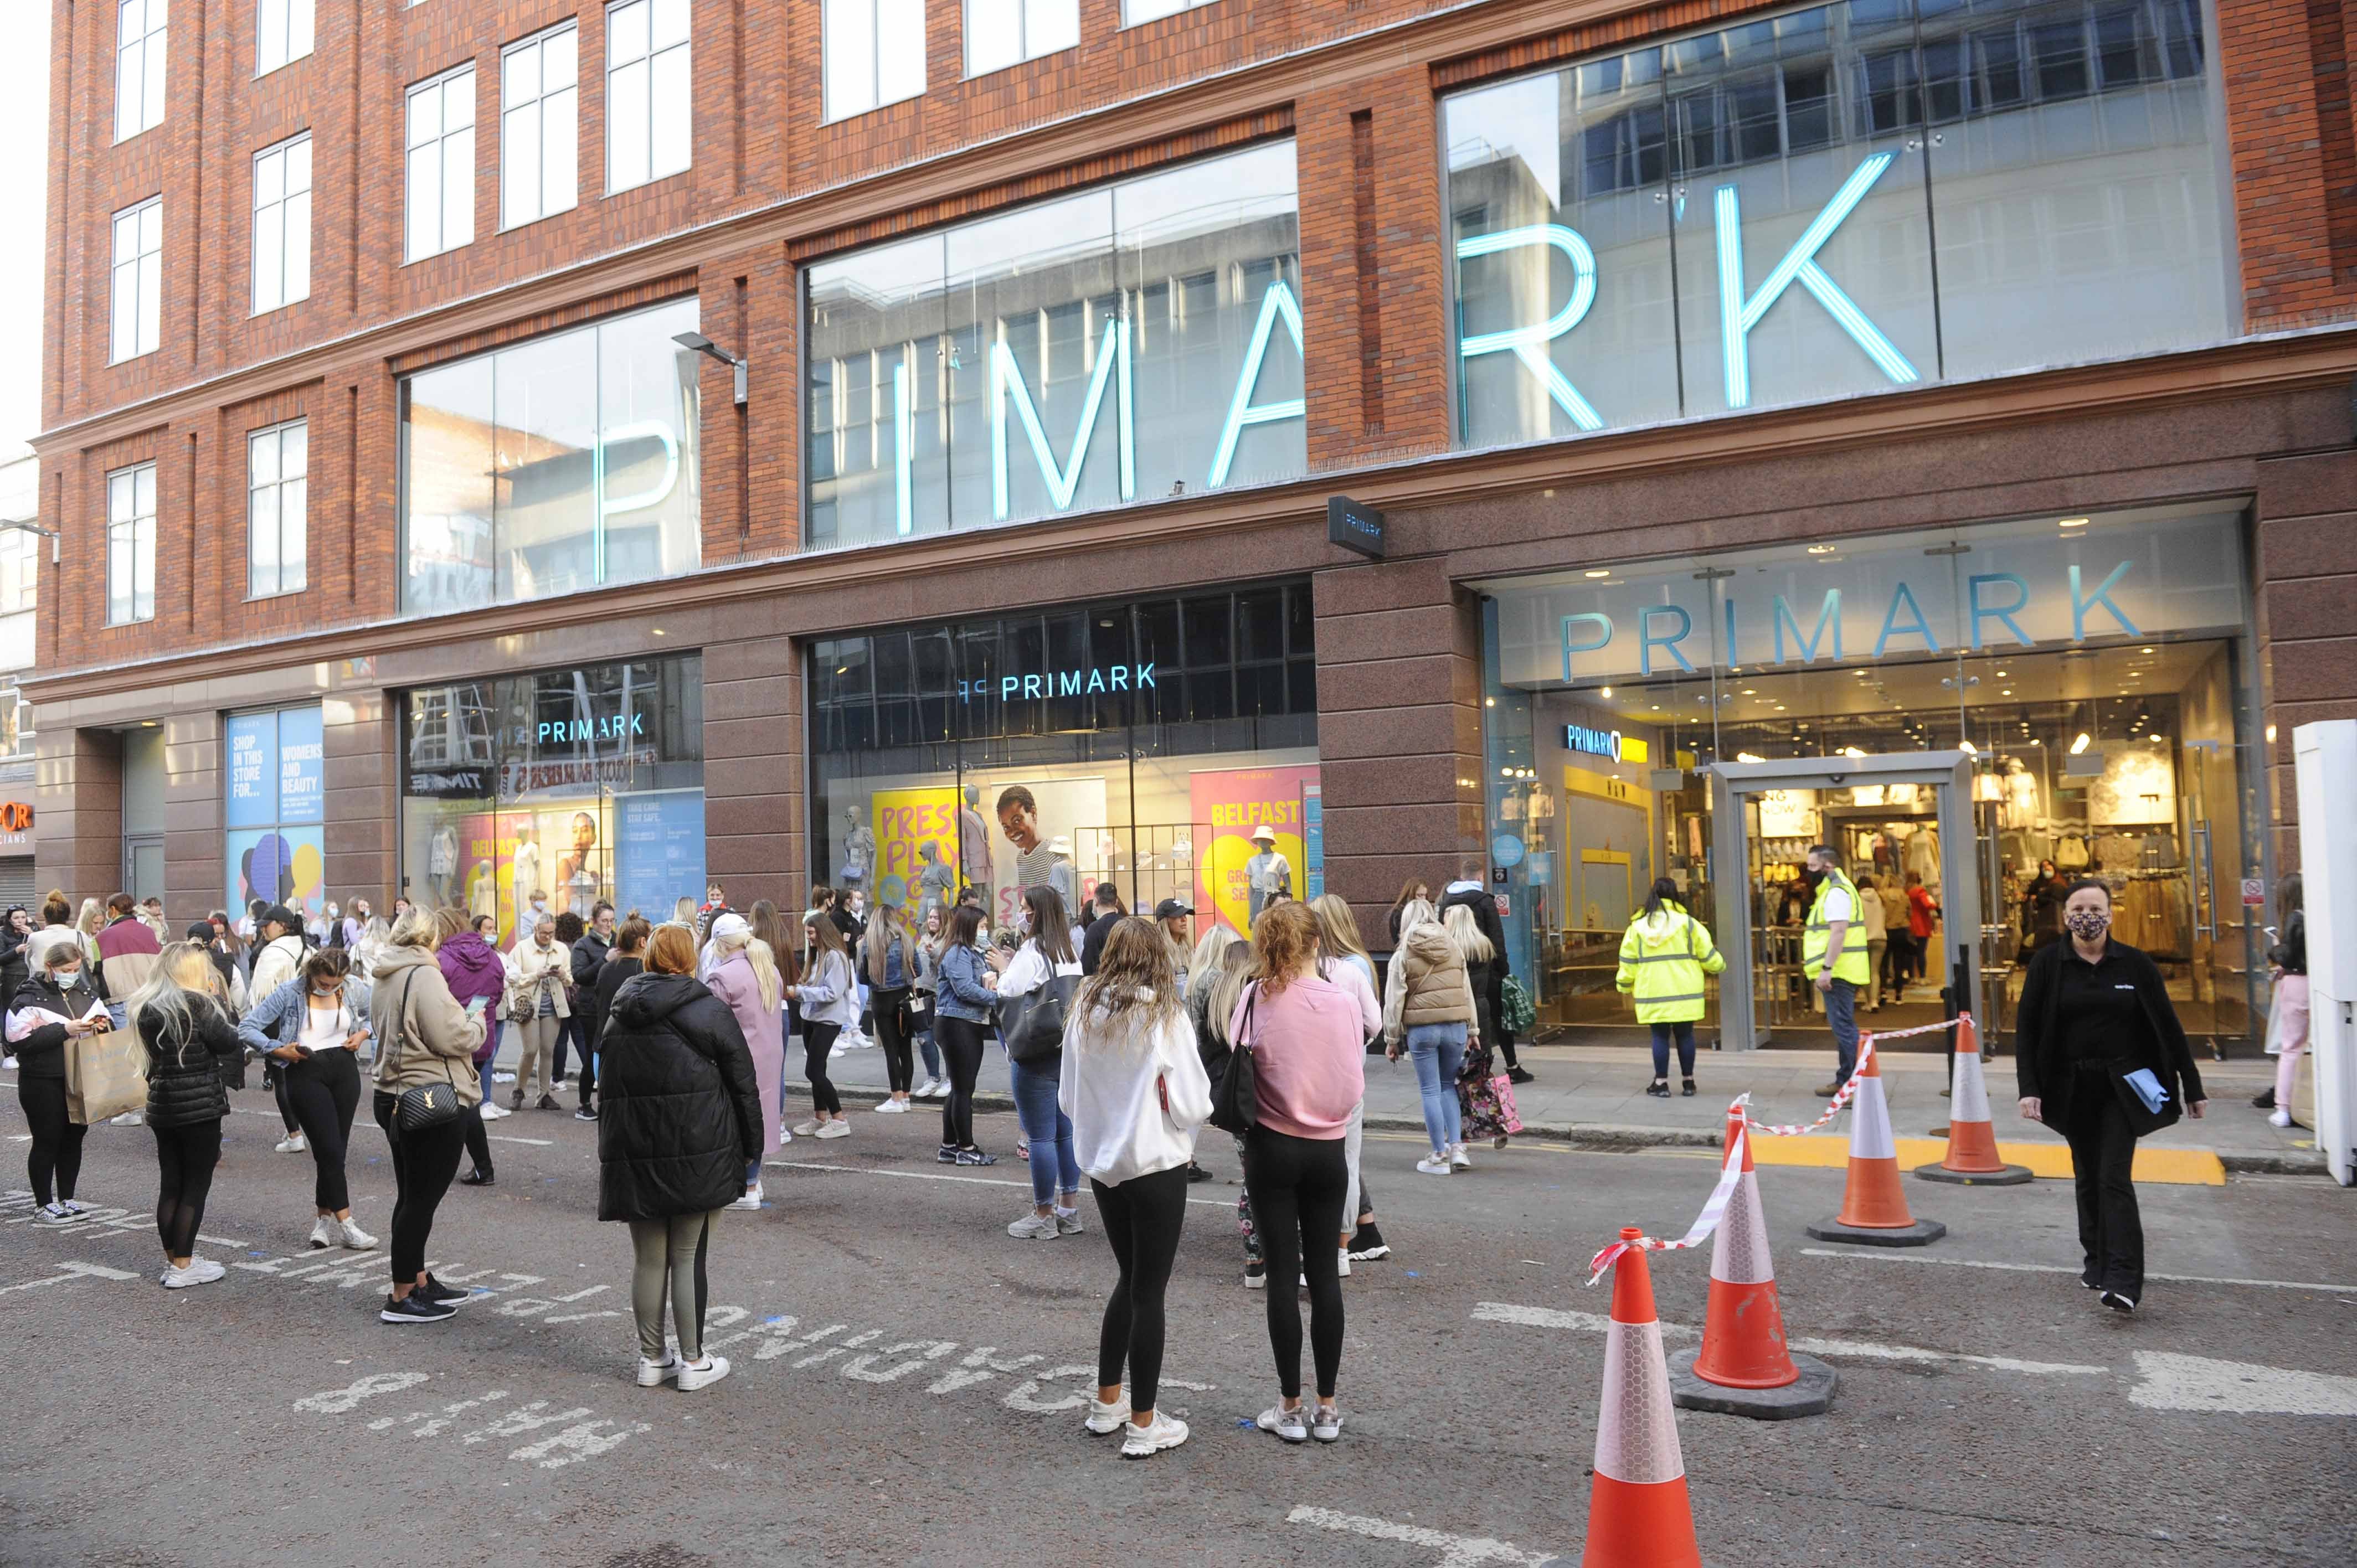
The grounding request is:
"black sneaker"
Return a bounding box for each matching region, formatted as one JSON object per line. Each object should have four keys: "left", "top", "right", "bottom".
{"left": 936, "top": 1144, "right": 959, "bottom": 1164}
{"left": 1681, "top": 1078, "right": 1697, "bottom": 1097}
{"left": 2252, "top": 1087, "right": 2276, "bottom": 1110}
{"left": 1347, "top": 1223, "right": 1390, "bottom": 1262}
{"left": 1507, "top": 1066, "right": 1535, "bottom": 1085}
{"left": 459, "top": 1168, "right": 495, "bottom": 1187}
{"left": 1186, "top": 1161, "right": 1211, "bottom": 1183}
{"left": 574, "top": 1106, "right": 598, "bottom": 1121}
{"left": 417, "top": 1275, "right": 472, "bottom": 1307}
{"left": 2099, "top": 1289, "right": 2137, "bottom": 1314}
{"left": 380, "top": 1292, "right": 457, "bottom": 1324}
{"left": 1646, "top": 1080, "right": 1671, "bottom": 1098}
{"left": 537, "top": 1094, "right": 560, "bottom": 1111}
{"left": 954, "top": 1147, "right": 999, "bottom": 1166}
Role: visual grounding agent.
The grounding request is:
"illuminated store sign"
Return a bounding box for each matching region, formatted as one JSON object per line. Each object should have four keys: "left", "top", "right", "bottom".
{"left": 959, "top": 663, "right": 1158, "bottom": 703}
{"left": 1565, "top": 725, "right": 1650, "bottom": 764}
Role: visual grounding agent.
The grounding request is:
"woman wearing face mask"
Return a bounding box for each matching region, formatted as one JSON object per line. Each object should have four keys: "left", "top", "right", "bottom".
{"left": 434, "top": 908, "right": 511, "bottom": 1190}
{"left": 238, "top": 947, "right": 378, "bottom": 1251}
{"left": 504, "top": 914, "right": 572, "bottom": 1111}
{"left": 7, "top": 940, "right": 113, "bottom": 1222}
{"left": 2016, "top": 879, "right": 2206, "bottom": 1313}
{"left": 130, "top": 942, "right": 245, "bottom": 1286}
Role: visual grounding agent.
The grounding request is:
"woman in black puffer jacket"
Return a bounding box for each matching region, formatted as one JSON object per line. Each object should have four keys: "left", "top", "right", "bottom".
{"left": 598, "top": 922, "right": 763, "bottom": 1392}
{"left": 130, "top": 942, "right": 245, "bottom": 1288}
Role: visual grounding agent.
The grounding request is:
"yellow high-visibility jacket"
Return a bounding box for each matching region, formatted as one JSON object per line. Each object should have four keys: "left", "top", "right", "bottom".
{"left": 1802, "top": 869, "right": 1872, "bottom": 986}
{"left": 1614, "top": 902, "right": 1725, "bottom": 1024}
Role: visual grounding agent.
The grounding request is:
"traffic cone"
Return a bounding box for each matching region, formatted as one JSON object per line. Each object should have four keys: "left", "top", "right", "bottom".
{"left": 1669, "top": 1108, "right": 1838, "bottom": 1417}
{"left": 1805, "top": 1045, "right": 1947, "bottom": 1246}
{"left": 1583, "top": 1229, "right": 1702, "bottom": 1568}
{"left": 1920, "top": 1014, "right": 2032, "bottom": 1185}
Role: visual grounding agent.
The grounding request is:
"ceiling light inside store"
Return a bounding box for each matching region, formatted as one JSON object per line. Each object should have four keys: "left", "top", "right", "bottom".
{"left": 1808, "top": 544, "right": 1837, "bottom": 555}
{"left": 1841, "top": 746, "right": 1866, "bottom": 758}
{"left": 2150, "top": 734, "right": 2165, "bottom": 743}
{"left": 2000, "top": 688, "right": 2013, "bottom": 695}
{"left": 1585, "top": 569, "right": 1611, "bottom": 579}
{"left": 1737, "top": 752, "right": 1766, "bottom": 764}
{"left": 2060, "top": 517, "right": 2088, "bottom": 529}
{"left": 2070, "top": 732, "right": 2092, "bottom": 755}
{"left": 2142, "top": 647, "right": 2155, "bottom": 653}
{"left": 1599, "top": 687, "right": 1612, "bottom": 699}
{"left": 1959, "top": 739, "right": 1978, "bottom": 754}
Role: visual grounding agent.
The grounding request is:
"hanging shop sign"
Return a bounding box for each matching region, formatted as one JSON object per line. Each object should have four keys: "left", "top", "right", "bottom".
{"left": 1565, "top": 725, "right": 1650, "bottom": 764}
{"left": 1327, "top": 496, "right": 1386, "bottom": 559}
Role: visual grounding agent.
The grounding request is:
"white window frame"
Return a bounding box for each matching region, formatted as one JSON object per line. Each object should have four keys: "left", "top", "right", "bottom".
{"left": 606, "top": 0, "right": 693, "bottom": 192}
{"left": 0, "top": 529, "right": 37, "bottom": 615}
{"left": 404, "top": 64, "right": 477, "bottom": 264}
{"left": 1122, "top": 0, "right": 1212, "bottom": 23}
{"left": 115, "top": 0, "right": 168, "bottom": 142}
{"left": 251, "top": 132, "right": 313, "bottom": 316}
{"left": 246, "top": 419, "right": 307, "bottom": 599}
{"left": 964, "top": 0, "right": 1078, "bottom": 78}
{"left": 254, "top": 0, "right": 314, "bottom": 76}
{"left": 501, "top": 21, "right": 580, "bottom": 230}
{"left": 823, "top": 0, "right": 925, "bottom": 123}
{"left": 106, "top": 462, "right": 158, "bottom": 627}
{"left": 110, "top": 197, "right": 163, "bottom": 364}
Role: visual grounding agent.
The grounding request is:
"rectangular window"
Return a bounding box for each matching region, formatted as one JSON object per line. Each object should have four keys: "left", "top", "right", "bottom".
{"left": 0, "top": 529, "right": 38, "bottom": 614}
{"left": 401, "top": 298, "right": 702, "bottom": 614}
{"left": 251, "top": 133, "right": 313, "bottom": 315}
{"left": 110, "top": 197, "right": 163, "bottom": 364}
{"left": 248, "top": 419, "right": 308, "bottom": 597}
{"left": 965, "top": 0, "right": 1078, "bottom": 76}
{"left": 255, "top": 0, "right": 313, "bottom": 75}
{"left": 824, "top": 0, "right": 925, "bottom": 121}
{"left": 606, "top": 0, "right": 691, "bottom": 192}
{"left": 405, "top": 66, "right": 477, "bottom": 262}
{"left": 503, "top": 22, "right": 580, "bottom": 229}
{"left": 1124, "top": 0, "right": 1213, "bottom": 22}
{"left": 106, "top": 462, "right": 158, "bottom": 626}
{"left": 115, "top": 0, "right": 168, "bottom": 142}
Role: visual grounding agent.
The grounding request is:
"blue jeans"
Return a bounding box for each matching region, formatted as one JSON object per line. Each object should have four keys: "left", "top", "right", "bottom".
{"left": 1824, "top": 976, "right": 1858, "bottom": 1082}
{"left": 915, "top": 1025, "right": 941, "bottom": 1081}
{"left": 1650, "top": 1020, "right": 1696, "bottom": 1079}
{"left": 1407, "top": 1023, "right": 1467, "bottom": 1156}
{"left": 1009, "top": 1054, "right": 1080, "bottom": 1206}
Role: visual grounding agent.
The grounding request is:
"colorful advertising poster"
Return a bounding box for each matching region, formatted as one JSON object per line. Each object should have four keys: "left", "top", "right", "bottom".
{"left": 616, "top": 790, "right": 706, "bottom": 925}
{"left": 226, "top": 712, "right": 276, "bottom": 828}
{"left": 976, "top": 775, "right": 1108, "bottom": 930}
{"left": 1190, "top": 765, "right": 1319, "bottom": 934}
{"left": 1303, "top": 783, "right": 1325, "bottom": 901}
{"left": 277, "top": 706, "right": 325, "bottom": 825}
{"left": 871, "top": 787, "right": 960, "bottom": 915}
{"left": 227, "top": 826, "right": 325, "bottom": 921}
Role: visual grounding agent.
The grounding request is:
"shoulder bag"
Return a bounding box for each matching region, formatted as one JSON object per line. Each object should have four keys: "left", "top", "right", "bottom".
{"left": 1206, "top": 982, "right": 1260, "bottom": 1136}
{"left": 1005, "top": 969, "right": 1077, "bottom": 1065}
{"left": 384, "top": 968, "right": 467, "bottom": 1134}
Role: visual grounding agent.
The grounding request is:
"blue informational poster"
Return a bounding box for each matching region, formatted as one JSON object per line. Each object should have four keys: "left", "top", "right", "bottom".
{"left": 277, "top": 706, "right": 324, "bottom": 825}
{"left": 226, "top": 712, "right": 276, "bottom": 828}
{"left": 615, "top": 790, "right": 706, "bottom": 922}
{"left": 1303, "top": 784, "right": 1324, "bottom": 901}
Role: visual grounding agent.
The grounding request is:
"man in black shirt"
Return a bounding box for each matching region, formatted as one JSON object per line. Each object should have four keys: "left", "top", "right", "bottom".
{"left": 1078, "top": 883, "right": 1125, "bottom": 976}
{"left": 1438, "top": 855, "right": 1530, "bottom": 1082}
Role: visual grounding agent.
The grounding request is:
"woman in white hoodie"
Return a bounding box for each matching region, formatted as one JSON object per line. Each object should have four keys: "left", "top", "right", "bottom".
{"left": 1061, "top": 917, "right": 1211, "bottom": 1461}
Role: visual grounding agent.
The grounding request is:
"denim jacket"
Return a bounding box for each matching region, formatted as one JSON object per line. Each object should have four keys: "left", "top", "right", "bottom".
{"left": 935, "top": 943, "right": 996, "bottom": 1025}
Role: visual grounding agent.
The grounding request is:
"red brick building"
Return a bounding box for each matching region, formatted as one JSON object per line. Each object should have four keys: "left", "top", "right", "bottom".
{"left": 31, "top": 0, "right": 2357, "bottom": 1051}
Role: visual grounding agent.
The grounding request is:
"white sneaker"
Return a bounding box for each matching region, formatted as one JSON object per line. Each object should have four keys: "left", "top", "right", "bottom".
{"left": 161, "top": 1263, "right": 203, "bottom": 1289}
{"left": 162, "top": 1258, "right": 224, "bottom": 1288}
{"left": 111, "top": 1110, "right": 144, "bottom": 1126}
{"left": 275, "top": 1133, "right": 308, "bottom": 1154}
{"left": 1337, "top": 1247, "right": 1351, "bottom": 1278}
{"left": 1310, "top": 1403, "right": 1343, "bottom": 1443}
{"left": 60, "top": 1199, "right": 87, "bottom": 1215}
{"left": 478, "top": 1101, "right": 511, "bottom": 1121}
{"left": 339, "top": 1218, "right": 379, "bottom": 1250}
{"left": 792, "top": 1118, "right": 821, "bottom": 1137}
{"left": 1244, "top": 1266, "right": 1267, "bottom": 1290}
{"left": 1257, "top": 1405, "right": 1308, "bottom": 1443}
{"left": 2, "top": 1055, "right": 17, "bottom": 1069}
{"left": 677, "top": 1354, "right": 731, "bottom": 1391}
{"left": 308, "top": 1215, "right": 338, "bottom": 1250}
{"left": 875, "top": 1098, "right": 908, "bottom": 1113}
{"left": 1121, "top": 1411, "right": 1191, "bottom": 1459}
{"left": 1007, "top": 1210, "right": 1059, "bottom": 1239}
{"left": 815, "top": 1120, "right": 850, "bottom": 1139}
{"left": 33, "top": 1203, "right": 83, "bottom": 1225}
{"left": 1083, "top": 1394, "right": 1131, "bottom": 1435}
{"left": 1416, "top": 1154, "right": 1451, "bottom": 1175}
{"left": 2269, "top": 1108, "right": 2294, "bottom": 1128}
{"left": 916, "top": 1077, "right": 945, "bottom": 1098}
{"left": 636, "top": 1353, "right": 682, "bottom": 1388}
{"left": 731, "top": 1185, "right": 764, "bottom": 1211}
{"left": 1449, "top": 1143, "right": 1472, "bottom": 1170}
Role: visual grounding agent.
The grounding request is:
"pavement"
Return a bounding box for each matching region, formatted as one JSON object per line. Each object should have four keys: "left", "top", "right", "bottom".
{"left": 3, "top": 1067, "right": 2355, "bottom": 1567}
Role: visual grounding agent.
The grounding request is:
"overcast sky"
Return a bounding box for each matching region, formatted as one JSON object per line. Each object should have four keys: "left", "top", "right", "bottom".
{"left": 0, "top": 4, "right": 52, "bottom": 457}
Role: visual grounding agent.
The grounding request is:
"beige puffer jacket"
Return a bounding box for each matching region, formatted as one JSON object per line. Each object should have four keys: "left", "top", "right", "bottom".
{"left": 368, "top": 942, "right": 486, "bottom": 1105}
{"left": 1382, "top": 921, "right": 1479, "bottom": 1045}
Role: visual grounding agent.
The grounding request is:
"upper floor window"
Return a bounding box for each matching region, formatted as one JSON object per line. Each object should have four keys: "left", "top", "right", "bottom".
{"left": 110, "top": 197, "right": 163, "bottom": 364}
{"left": 1124, "top": 0, "right": 1212, "bottom": 22}
{"left": 824, "top": 0, "right": 925, "bottom": 121}
{"left": 255, "top": 0, "right": 314, "bottom": 75}
{"left": 115, "top": 0, "right": 168, "bottom": 141}
{"left": 106, "top": 462, "right": 158, "bottom": 626}
{"left": 0, "top": 529, "right": 37, "bottom": 615}
{"left": 405, "top": 65, "right": 476, "bottom": 263}
{"left": 251, "top": 133, "right": 313, "bottom": 315}
{"left": 248, "top": 420, "right": 307, "bottom": 598}
{"left": 607, "top": 0, "right": 691, "bottom": 190}
{"left": 502, "top": 23, "right": 579, "bottom": 229}
{"left": 965, "top": 0, "right": 1076, "bottom": 76}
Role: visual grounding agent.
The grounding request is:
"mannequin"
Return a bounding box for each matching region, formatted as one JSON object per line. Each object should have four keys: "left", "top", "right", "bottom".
{"left": 428, "top": 822, "right": 460, "bottom": 905}
{"left": 841, "top": 805, "right": 878, "bottom": 886}
{"left": 959, "top": 785, "right": 992, "bottom": 911}
{"left": 511, "top": 823, "right": 543, "bottom": 913}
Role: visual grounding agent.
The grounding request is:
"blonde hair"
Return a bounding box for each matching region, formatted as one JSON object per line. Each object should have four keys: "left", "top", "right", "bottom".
{"left": 1309, "top": 894, "right": 1372, "bottom": 971}
{"left": 1187, "top": 924, "right": 1239, "bottom": 996}
{"left": 710, "top": 921, "right": 784, "bottom": 1012}
{"left": 1442, "top": 902, "right": 1494, "bottom": 965}
{"left": 75, "top": 897, "right": 105, "bottom": 937}
{"left": 1394, "top": 896, "right": 1438, "bottom": 941}
{"left": 125, "top": 941, "right": 219, "bottom": 1066}
{"left": 672, "top": 896, "right": 696, "bottom": 925}
{"left": 388, "top": 906, "right": 442, "bottom": 950}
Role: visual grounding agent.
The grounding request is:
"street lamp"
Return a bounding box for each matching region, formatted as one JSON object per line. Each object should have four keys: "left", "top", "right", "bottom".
{"left": 0, "top": 518, "right": 59, "bottom": 564}
{"left": 672, "top": 331, "right": 748, "bottom": 406}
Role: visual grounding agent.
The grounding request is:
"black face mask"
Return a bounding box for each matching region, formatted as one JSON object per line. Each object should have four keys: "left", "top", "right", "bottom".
{"left": 1802, "top": 867, "right": 1825, "bottom": 890}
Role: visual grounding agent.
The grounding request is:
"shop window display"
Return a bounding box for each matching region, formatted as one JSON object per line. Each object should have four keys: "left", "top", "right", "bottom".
{"left": 811, "top": 586, "right": 1318, "bottom": 935}
{"left": 400, "top": 655, "right": 704, "bottom": 945}
{"left": 225, "top": 704, "right": 326, "bottom": 924}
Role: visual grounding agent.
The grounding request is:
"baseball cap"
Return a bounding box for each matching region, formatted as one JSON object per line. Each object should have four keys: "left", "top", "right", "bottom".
{"left": 709, "top": 912, "right": 752, "bottom": 943}
{"left": 264, "top": 904, "right": 301, "bottom": 931}
{"left": 1153, "top": 899, "right": 1192, "bottom": 920}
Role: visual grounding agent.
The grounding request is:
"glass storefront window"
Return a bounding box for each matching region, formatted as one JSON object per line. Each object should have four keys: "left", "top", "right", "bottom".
{"left": 805, "top": 141, "right": 1304, "bottom": 550}
{"left": 400, "top": 654, "right": 704, "bottom": 945}
{"left": 225, "top": 704, "right": 326, "bottom": 925}
{"left": 811, "top": 585, "right": 1318, "bottom": 935}
{"left": 400, "top": 298, "right": 702, "bottom": 615}
{"left": 1444, "top": 0, "right": 2226, "bottom": 450}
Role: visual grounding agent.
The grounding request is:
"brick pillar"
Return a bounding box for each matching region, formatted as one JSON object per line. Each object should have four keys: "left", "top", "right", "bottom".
{"left": 324, "top": 691, "right": 400, "bottom": 909}
{"left": 35, "top": 728, "right": 121, "bottom": 902}
{"left": 1313, "top": 557, "right": 1485, "bottom": 947}
{"left": 703, "top": 636, "right": 803, "bottom": 912}
{"left": 2217, "top": 0, "right": 2357, "bottom": 326}
{"left": 161, "top": 711, "right": 221, "bottom": 922}
{"left": 2253, "top": 447, "right": 2357, "bottom": 876}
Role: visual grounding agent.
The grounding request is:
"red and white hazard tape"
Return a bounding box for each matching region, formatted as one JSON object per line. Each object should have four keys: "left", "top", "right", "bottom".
{"left": 1737, "top": 1013, "right": 1967, "bottom": 1138}
{"left": 1584, "top": 1124, "right": 1748, "bottom": 1286}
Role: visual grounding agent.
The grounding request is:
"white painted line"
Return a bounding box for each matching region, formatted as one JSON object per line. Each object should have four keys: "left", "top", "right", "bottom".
{"left": 0, "top": 1259, "right": 145, "bottom": 1294}
{"left": 2128, "top": 1351, "right": 2357, "bottom": 1417}
{"left": 1798, "top": 1247, "right": 2357, "bottom": 1296}
{"left": 1286, "top": 1505, "right": 1558, "bottom": 1567}
{"left": 1471, "top": 1301, "right": 2104, "bottom": 1376}
{"left": 766, "top": 1158, "right": 1233, "bottom": 1209}
{"left": 195, "top": 1232, "right": 246, "bottom": 1249}
{"left": 486, "top": 1135, "right": 555, "bottom": 1147}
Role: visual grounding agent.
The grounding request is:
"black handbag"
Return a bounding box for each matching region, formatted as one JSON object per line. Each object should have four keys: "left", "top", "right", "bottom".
{"left": 1005, "top": 973, "right": 1077, "bottom": 1065}
{"left": 385, "top": 969, "right": 467, "bottom": 1134}
{"left": 1206, "top": 982, "right": 1260, "bottom": 1136}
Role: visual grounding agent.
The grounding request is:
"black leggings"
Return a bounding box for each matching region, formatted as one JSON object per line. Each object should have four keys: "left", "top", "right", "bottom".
{"left": 1092, "top": 1163, "right": 1190, "bottom": 1413}
{"left": 1242, "top": 1125, "right": 1349, "bottom": 1400}
{"left": 267, "top": 1059, "right": 300, "bottom": 1133}
{"left": 803, "top": 1021, "right": 843, "bottom": 1115}
{"left": 935, "top": 1015, "right": 986, "bottom": 1148}
{"left": 284, "top": 1049, "right": 361, "bottom": 1211}
{"left": 871, "top": 987, "right": 914, "bottom": 1094}
{"left": 152, "top": 1118, "right": 222, "bottom": 1258}
{"left": 372, "top": 1091, "right": 468, "bottom": 1286}
{"left": 19, "top": 1077, "right": 85, "bottom": 1207}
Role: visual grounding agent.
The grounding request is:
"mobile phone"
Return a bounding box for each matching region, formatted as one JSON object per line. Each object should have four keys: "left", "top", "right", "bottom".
{"left": 292, "top": 1045, "right": 315, "bottom": 1059}
{"left": 465, "top": 997, "right": 489, "bottom": 1018}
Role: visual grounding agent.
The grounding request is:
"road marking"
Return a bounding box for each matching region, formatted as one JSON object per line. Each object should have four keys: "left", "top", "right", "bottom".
{"left": 295, "top": 1375, "right": 649, "bottom": 1469}
{"left": 767, "top": 1157, "right": 1233, "bottom": 1209}
{"left": 486, "top": 1135, "right": 555, "bottom": 1146}
{"left": 2128, "top": 1352, "right": 2357, "bottom": 1417}
{"left": 1797, "top": 1247, "right": 2357, "bottom": 1295}
{"left": 1749, "top": 1132, "right": 2224, "bottom": 1185}
{"left": 0, "top": 1259, "right": 142, "bottom": 1294}
{"left": 1286, "top": 1505, "right": 1557, "bottom": 1567}
{"left": 1471, "top": 1301, "right": 2105, "bottom": 1376}
{"left": 194, "top": 1232, "right": 246, "bottom": 1249}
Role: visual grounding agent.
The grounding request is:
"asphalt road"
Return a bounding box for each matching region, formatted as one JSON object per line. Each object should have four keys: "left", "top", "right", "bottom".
{"left": 3, "top": 1070, "right": 2354, "bottom": 1568}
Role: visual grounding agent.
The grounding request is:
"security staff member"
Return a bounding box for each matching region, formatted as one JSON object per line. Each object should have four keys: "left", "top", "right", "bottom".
{"left": 1615, "top": 878, "right": 1725, "bottom": 1098}
{"left": 1803, "top": 845, "right": 1870, "bottom": 1096}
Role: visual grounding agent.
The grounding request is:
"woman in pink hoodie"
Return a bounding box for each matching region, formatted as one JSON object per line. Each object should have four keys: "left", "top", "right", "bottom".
{"left": 434, "top": 909, "right": 510, "bottom": 1187}
{"left": 1227, "top": 900, "right": 1373, "bottom": 1446}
